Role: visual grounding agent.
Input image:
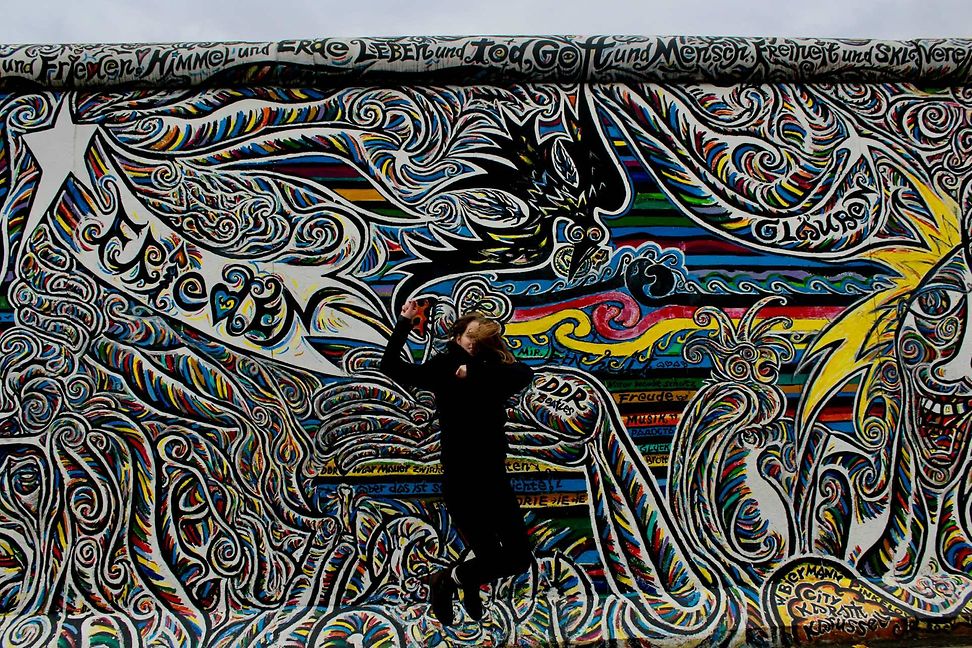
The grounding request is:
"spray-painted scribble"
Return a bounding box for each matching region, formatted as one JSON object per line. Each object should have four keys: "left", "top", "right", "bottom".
{"left": 0, "top": 37, "right": 969, "bottom": 647}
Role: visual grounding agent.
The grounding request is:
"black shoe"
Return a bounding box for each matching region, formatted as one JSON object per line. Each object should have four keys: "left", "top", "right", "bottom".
{"left": 428, "top": 570, "right": 456, "bottom": 626}
{"left": 460, "top": 579, "right": 483, "bottom": 622}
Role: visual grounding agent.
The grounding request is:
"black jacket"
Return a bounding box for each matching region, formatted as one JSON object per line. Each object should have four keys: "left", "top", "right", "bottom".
{"left": 380, "top": 317, "right": 534, "bottom": 477}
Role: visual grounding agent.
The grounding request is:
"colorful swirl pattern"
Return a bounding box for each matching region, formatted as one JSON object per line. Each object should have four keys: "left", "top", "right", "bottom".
{"left": 0, "top": 44, "right": 966, "bottom": 646}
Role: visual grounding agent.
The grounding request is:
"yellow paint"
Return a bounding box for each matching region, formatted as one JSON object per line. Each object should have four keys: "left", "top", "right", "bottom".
{"left": 612, "top": 389, "right": 696, "bottom": 405}
{"left": 507, "top": 311, "right": 831, "bottom": 359}
{"left": 797, "top": 173, "right": 962, "bottom": 433}
{"left": 334, "top": 188, "right": 385, "bottom": 202}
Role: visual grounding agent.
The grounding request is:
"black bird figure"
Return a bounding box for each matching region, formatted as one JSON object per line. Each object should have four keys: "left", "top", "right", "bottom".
{"left": 392, "top": 88, "right": 628, "bottom": 311}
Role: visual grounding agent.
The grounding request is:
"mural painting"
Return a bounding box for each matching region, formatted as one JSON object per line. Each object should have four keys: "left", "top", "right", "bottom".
{"left": 0, "top": 37, "right": 968, "bottom": 646}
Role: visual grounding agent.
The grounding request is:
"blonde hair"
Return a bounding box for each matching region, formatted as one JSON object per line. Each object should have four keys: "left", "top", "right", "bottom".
{"left": 451, "top": 313, "right": 516, "bottom": 364}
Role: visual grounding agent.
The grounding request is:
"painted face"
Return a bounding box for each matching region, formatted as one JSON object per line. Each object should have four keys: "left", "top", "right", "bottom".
{"left": 456, "top": 321, "right": 481, "bottom": 356}
{"left": 897, "top": 248, "right": 972, "bottom": 489}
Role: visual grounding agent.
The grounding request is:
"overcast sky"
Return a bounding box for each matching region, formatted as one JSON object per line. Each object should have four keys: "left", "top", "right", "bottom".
{"left": 1, "top": 0, "right": 969, "bottom": 44}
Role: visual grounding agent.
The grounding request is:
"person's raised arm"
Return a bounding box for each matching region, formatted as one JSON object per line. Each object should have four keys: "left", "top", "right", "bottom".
{"left": 380, "top": 300, "right": 440, "bottom": 390}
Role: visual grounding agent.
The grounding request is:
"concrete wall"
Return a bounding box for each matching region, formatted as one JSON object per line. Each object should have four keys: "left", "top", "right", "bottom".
{"left": 0, "top": 36, "right": 970, "bottom": 646}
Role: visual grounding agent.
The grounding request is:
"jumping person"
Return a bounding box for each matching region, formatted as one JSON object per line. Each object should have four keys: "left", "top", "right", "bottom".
{"left": 380, "top": 300, "right": 535, "bottom": 625}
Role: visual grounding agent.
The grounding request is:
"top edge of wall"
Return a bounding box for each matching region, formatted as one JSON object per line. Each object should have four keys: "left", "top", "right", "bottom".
{"left": 3, "top": 36, "right": 972, "bottom": 90}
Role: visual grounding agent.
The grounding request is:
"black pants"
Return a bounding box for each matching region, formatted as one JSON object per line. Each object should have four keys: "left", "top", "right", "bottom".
{"left": 443, "top": 467, "right": 532, "bottom": 588}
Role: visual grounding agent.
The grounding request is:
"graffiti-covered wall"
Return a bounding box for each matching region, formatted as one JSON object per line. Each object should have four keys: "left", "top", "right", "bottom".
{"left": 0, "top": 36, "right": 972, "bottom": 646}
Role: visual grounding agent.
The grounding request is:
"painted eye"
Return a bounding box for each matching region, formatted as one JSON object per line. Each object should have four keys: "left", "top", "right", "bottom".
{"left": 10, "top": 460, "right": 39, "bottom": 497}
{"left": 911, "top": 287, "right": 964, "bottom": 319}
{"left": 566, "top": 224, "right": 585, "bottom": 243}
{"left": 587, "top": 226, "right": 604, "bottom": 242}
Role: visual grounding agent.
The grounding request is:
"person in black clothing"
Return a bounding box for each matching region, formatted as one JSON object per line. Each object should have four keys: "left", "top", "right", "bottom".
{"left": 380, "top": 300, "right": 535, "bottom": 625}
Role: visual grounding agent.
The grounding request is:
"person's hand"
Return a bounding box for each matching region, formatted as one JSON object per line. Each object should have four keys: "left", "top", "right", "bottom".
{"left": 455, "top": 365, "right": 467, "bottom": 379}
{"left": 400, "top": 300, "right": 419, "bottom": 321}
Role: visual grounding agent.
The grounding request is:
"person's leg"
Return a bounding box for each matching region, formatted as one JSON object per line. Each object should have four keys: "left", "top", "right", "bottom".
{"left": 490, "top": 479, "right": 533, "bottom": 578}
{"left": 450, "top": 476, "right": 532, "bottom": 622}
{"left": 458, "top": 478, "right": 531, "bottom": 585}
{"left": 442, "top": 473, "right": 502, "bottom": 620}
{"left": 427, "top": 567, "right": 456, "bottom": 625}
{"left": 426, "top": 475, "right": 483, "bottom": 626}
{"left": 445, "top": 474, "right": 499, "bottom": 563}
